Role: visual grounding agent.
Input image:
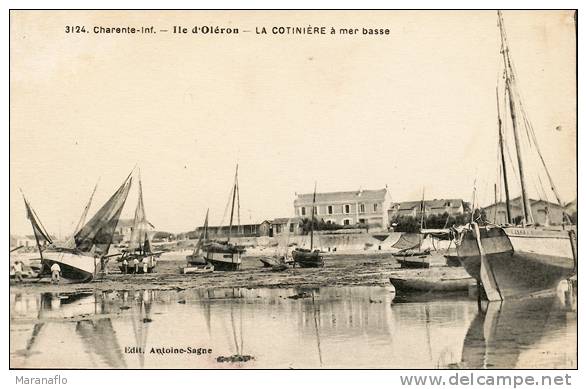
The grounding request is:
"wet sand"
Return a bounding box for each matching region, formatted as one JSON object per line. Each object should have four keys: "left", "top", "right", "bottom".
{"left": 10, "top": 252, "right": 409, "bottom": 294}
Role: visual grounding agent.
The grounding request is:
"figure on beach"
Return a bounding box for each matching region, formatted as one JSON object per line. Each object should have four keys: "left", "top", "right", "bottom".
{"left": 11, "top": 261, "right": 24, "bottom": 283}
{"left": 50, "top": 262, "right": 61, "bottom": 284}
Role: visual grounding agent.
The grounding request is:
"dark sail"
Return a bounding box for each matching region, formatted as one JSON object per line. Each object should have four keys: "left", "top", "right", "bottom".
{"left": 22, "top": 195, "right": 53, "bottom": 246}
{"left": 74, "top": 175, "right": 132, "bottom": 256}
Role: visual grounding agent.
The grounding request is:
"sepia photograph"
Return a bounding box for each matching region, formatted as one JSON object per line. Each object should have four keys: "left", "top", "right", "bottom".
{"left": 9, "top": 9, "right": 577, "bottom": 370}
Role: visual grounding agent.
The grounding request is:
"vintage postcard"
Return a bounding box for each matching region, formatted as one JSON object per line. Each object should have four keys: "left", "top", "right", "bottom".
{"left": 9, "top": 10, "right": 576, "bottom": 370}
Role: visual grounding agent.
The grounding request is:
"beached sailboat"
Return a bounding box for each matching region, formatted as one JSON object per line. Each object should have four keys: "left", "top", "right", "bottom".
{"left": 118, "top": 174, "right": 160, "bottom": 274}
{"left": 25, "top": 173, "right": 133, "bottom": 282}
{"left": 455, "top": 11, "right": 576, "bottom": 301}
{"left": 182, "top": 209, "right": 214, "bottom": 274}
{"left": 292, "top": 183, "right": 324, "bottom": 268}
{"left": 204, "top": 165, "right": 246, "bottom": 271}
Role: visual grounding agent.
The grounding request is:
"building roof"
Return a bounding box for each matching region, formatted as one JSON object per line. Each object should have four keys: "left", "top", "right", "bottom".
{"left": 294, "top": 188, "right": 388, "bottom": 206}
{"left": 272, "top": 217, "right": 302, "bottom": 224}
{"left": 483, "top": 196, "right": 563, "bottom": 210}
{"left": 391, "top": 199, "right": 465, "bottom": 211}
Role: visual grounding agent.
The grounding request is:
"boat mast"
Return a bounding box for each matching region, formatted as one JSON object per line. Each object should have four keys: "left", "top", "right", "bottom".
{"left": 497, "top": 11, "right": 533, "bottom": 225}
{"left": 310, "top": 182, "right": 317, "bottom": 251}
{"left": 419, "top": 187, "right": 425, "bottom": 250}
{"left": 227, "top": 164, "right": 238, "bottom": 243}
{"left": 496, "top": 87, "right": 512, "bottom": 223}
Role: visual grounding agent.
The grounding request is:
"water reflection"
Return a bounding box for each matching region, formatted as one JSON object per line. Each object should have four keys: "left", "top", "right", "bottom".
{"left": 10, "top": 285, "right": 575, "bottom": 369}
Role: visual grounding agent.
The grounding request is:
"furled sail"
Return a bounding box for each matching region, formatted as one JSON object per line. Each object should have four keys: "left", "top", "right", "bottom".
{"left": 74, "top": 175, "right": 132, "bottom": 256}
{"left": 128, "top": 177, "right": 154, "bottom": 253}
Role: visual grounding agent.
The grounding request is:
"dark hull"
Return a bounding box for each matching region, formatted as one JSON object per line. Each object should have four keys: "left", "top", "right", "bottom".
{"left": 397, "top": 257, "right": 430, "bottom": 269}
{"left": 444, "top": 255, "right": 462, "bottom": 267}
{"left": 40, "top": 257, "right": 93, "bottom": 283}
{"left": 292, "top": 250, "right": 324, "bottom": 268}
{"left": 390, "top": 276, "right": 473, "bottom": 293}
{"left": 456, "top": 226, "right": 575, "bottom": 299}
{"left": 208, "top": 258, "right": 240, "bottom": 271}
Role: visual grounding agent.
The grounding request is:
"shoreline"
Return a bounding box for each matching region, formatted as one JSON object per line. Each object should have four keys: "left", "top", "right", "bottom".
{"left": 10, "top": 252, "right": 408, "bottom": 294}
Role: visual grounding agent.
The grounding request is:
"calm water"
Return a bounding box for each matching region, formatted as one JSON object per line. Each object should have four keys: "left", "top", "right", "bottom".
{"left": 10, "top": 285, "right": 576, "bottom": 369}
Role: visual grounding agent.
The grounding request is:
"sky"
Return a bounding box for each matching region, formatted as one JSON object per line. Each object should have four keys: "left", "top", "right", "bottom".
{"left": 10, "top": 10, "right": 576, "bottom": 236}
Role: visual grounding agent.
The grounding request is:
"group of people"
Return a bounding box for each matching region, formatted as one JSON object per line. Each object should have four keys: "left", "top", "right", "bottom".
{"left": 121, "top": 255, "right": 157, "bottom": 274}
{"left": 11, "top": 260, "right": 61, "bottom": 284}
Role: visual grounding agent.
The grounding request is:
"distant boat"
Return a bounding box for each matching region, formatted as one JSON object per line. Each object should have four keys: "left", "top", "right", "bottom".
{"left": 22, "top": 172, "right": 133, "bottom": 282}
{"left": 455, "top": 11, "right": 576, "bottom": 301}
{"left": 118, "top": 173, "right": 161, "bottom": 274}
{"left": 292, "top": 183, "right": 324, "bottom": 268}
{"left": 182, "top": 209, "right": 214, "bottom": 274}
{"left": 204, "top": 165, "right": 246, "bottom": 271}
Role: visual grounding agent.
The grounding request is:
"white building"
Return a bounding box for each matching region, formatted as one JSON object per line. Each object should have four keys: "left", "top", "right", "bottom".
{"left": 293, "top": 187, "right": 391, "bottom": 232}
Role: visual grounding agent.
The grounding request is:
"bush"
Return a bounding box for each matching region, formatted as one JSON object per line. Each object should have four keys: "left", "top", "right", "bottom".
{"left": 390, "top": 211, "right": 488, "bottom": 232}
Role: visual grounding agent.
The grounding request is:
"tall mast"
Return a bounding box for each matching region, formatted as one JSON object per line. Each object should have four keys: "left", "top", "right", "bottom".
{"left": 498, "top": 11, "right": 533, "bottom": 225}
{"left": 496, "top": 86, "right": 512, "bottom": 223}
{"left": 227, "top": 164, "right": 238, "bottom": 243}
{"left": 419, "top": 187, "right": 425, "bottom": 250}
{"left": 310, "top": 182, "right": 317, "bottom": 250}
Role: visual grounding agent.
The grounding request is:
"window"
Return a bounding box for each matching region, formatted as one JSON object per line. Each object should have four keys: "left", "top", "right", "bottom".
{"left": 328, "top": 205, "right": 333, "bottom": 215}
{"left": 373, "top": 203, "right": 378, "bottom": 212}
{"left": 359, "top": 218, "right": 366, "bottom": 224}
{"left": 344, "top": 204, "right": 351, "bottom": 214}
{"left": 301, "top": 207, "right": 306, "bottom": 216}
{"left": 343, "top": 219, "right": 351, "bottom": 226}
{"left": 359, "top": 203, "right": 365, "bottom": 213}
{"left": 289, "top": 223, "right": 295, "bottom": 233}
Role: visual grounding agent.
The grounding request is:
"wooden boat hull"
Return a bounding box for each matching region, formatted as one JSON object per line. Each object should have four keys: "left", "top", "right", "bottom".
{"left": 206, "top": 251, "right": 241, "bottom": 271}
{"left": 292, "top": 250, "right": 324, "bottom": 268}
{"left": 181, "top": 264, "right": 214, "bottom": 274}
{"left": 41, "top": 251, "right": 95, "bottom": 282}
{"left": 390, "top": 276, "right": 474, "bottom": 293}
{"left": 397, "top": 256, "right": 430, "bottom": 269}
{"left": 456, "top": 226, "right": 575, "bottom": 299}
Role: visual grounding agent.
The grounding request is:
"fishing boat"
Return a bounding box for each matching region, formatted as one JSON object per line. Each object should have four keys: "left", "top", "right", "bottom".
{"left": 292, "top": 183, "right": 324, "bottom": 268}
{"left": 204, "top": 165, "right": 246, "bottom": 271}
{"left": 182, "top": 209, "right": 214, "bottom": 274}
{"left": 22, "top": 172, "right": 133, "bottom": 282}
{"left": 455, "top": 11, "right": 577, "bottom": 301}
{"left": 118, "top": 174, "right": 161, "bottom": 274}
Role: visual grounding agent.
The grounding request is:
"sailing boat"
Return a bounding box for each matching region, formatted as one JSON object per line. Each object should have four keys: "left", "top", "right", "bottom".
{"left": 182, "top": 209, "right": 214, "bottom": 274}
{"left": 455, "top": 11, "right": 576, "bottom": 300}
{"left": 23, "top": 172, "right": 133, "bottom": 282}
{"left": 393, "top": 188, "right": 433, "bottom": 268}
{"left": 204, "top": 165, "right": 246, "bottom": 271}
{"left": 292, "top": 183, "right": 324, "bottom": 268}
{"left": 118, "top": 173, "right": 160, "bottom": 274}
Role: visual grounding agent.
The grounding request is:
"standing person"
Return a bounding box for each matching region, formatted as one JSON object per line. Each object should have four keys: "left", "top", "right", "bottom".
{"left": 142, "top": 258, "right": 148, "bottom": 274}
{"left": 122, "top": 258, "right": 128, "bottom": 274}
{"left": 12, "top": 261, "right": 24, "bottom": 283}
{"left": 50, "top": 262, "right": 61, "bottom": 284}
{"left": 133, "top": 257, "right": 140, "bottom": 274}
